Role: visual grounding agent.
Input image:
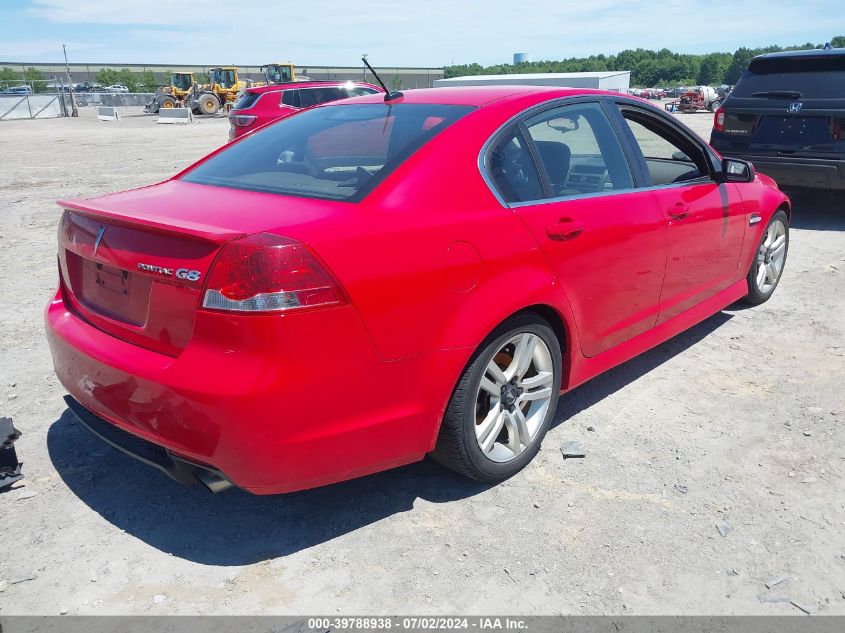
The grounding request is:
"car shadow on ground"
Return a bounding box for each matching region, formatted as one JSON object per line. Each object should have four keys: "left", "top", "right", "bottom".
{"left": 785, "top": 189, "right": 845, "bottom": 231}
{"left": 47, "top": 310, "right": 732, "bottom": 566}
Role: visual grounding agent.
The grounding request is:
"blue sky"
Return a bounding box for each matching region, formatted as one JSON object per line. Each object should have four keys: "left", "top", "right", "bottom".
{"left": 1, "top": 0, "right": 841, "bottom": 67}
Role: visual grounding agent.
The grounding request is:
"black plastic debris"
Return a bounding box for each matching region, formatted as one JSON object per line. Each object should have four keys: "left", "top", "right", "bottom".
{"left": 0, "top": 416, "right": 23, "bottom": 489}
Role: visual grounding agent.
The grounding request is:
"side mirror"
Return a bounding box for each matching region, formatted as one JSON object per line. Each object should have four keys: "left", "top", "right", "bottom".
{"left": 721, "top": 157, "right": 755, "bottom": 183}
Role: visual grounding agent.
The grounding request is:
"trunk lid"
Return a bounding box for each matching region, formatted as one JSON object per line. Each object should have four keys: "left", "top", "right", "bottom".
{"left": 57, "top": 179, "right": 339, "bottom": 356}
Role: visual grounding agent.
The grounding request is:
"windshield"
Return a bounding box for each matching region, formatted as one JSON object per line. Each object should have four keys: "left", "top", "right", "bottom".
{"left": 183, "top": 103, "right": 473, "bottom": 201}
{"left": 172, "top": 74, "right": 192, "bottom": 90}
{"left": 733, "top": 55, "right": 845, "bottom": 99}
{"left": 212, "top": 69, "right": 236, "bottom": 88}
{"left": 265, "top": 65, "right": 292, "bottom": 83}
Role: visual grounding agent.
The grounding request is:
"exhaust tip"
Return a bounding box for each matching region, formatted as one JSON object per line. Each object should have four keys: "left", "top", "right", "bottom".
{"left": 195, "top": 470, "right": 233, "bottom": 493}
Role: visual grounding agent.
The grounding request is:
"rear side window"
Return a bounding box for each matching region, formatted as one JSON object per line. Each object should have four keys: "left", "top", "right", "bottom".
{"left": 281, "top": 90, "right": 300, "bottom": 108}
{"left": 487, "top": 129, "right": 544, "bottom": 203}
{"left": 233, "top": 91, "right": 262, "bottom": 110}
{"left": 733, "top": 55, "right": 845, "bottom": 99}
{"left": 182, "top": 103, "right": 473, "bottom": 201}
{"left": 524, "top": 102, "right": 633, "bottom": 197}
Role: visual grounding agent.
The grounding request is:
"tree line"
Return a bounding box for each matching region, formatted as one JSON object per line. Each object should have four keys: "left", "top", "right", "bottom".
{"left": 444, "top": 35, "right": 845, "bottom": 87}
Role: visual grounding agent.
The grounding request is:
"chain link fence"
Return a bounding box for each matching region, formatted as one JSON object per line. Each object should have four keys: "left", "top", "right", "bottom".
{"left": 1, "top": 80, "right": 158, "bottom": 120}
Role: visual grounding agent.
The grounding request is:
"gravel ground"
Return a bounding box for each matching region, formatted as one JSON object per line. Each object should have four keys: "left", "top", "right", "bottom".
{"left": 0, "top": 106, "right": 843, "bottom": 616}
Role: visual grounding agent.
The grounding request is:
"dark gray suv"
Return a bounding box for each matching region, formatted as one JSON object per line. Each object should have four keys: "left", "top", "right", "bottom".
{"left": 710, "top": 48, "right": 845, "bottom": 191}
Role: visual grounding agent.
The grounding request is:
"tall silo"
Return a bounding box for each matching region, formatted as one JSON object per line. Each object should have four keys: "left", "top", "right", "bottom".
{"left": 513, "top": 53, "right": 532, "bottom": 65}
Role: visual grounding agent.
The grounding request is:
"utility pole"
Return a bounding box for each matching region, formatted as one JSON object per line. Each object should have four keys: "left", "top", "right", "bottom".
{"left": 63, "top": 44, "right": 78, "bottom": 117}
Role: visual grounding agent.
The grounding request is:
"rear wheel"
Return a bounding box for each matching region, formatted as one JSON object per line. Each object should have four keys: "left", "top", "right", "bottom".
{"left": 432, "top": 314, "right": 561, "bottom": 482}
{"left": 743, "top": 209, "right": 789, "bottom": 305}
{"left": 197, "top": 93, "right": 221, "bottom": 116}
{"left": 709, "top": 99, "right": 722, "bottom": 112}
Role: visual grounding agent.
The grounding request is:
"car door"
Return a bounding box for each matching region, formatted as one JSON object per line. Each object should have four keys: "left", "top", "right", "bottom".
{"left": 614, "top": 104, "right": 747, "bottom": 324}
{"left": 487, "top": 100, "right": 668, "bottom": 357}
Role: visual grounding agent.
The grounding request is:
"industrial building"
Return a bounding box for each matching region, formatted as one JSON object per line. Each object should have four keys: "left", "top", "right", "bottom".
{"left": 0, "top": 62, "right": 444, "bottom": 89}
{"left": 434, "top": 70, "right": 630, "bottom": 92}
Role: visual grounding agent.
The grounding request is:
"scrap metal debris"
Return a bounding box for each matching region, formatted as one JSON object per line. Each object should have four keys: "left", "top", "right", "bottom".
{"left": 765, "top": 574, "right": 788, "bottom": 589}
{"left": 560, "top": 441, "right": 586, "bottom": 459}
{"left": 0, "top": 416, "right": 23, "bottom": 489}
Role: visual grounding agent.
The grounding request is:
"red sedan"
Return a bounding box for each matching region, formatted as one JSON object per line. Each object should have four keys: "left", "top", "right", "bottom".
{"left": 228, "top": 80, "right": 382, "bottom": 141}
{"left": 46, "top": 87, "right": 790, "bottom": 494}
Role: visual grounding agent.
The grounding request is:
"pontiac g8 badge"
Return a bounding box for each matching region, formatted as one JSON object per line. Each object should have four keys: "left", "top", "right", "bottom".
{"left": 137, "top": 263, "right": 201, "bottom": 282}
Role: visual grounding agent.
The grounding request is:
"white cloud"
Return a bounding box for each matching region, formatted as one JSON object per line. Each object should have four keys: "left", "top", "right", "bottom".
{"left": 15, "top": 0, "right": 844, "bottom": 66}
{"left": 0, "top": 39, "right": 101, "bottom": 58}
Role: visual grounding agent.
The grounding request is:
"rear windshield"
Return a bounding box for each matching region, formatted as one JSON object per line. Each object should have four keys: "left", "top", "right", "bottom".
{"left": 232, "top": 91, "right": 262, "bottom": 110}
{"left": 183, "top": 103, "right": 473, "bottom": 201}
{"left": 733, "top": 55, "right": 845, "bottom": 99}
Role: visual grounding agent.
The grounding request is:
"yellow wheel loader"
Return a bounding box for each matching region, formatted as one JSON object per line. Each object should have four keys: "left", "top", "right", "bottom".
{"left": 188, "top": 67, "right": 253, "bottom": 116}
{"left": 144, "top": 72, "right": 194, "bottom": 114}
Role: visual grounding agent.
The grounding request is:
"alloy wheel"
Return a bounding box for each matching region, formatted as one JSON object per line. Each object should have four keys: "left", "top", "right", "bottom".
{"left": 756, "top": 218, "right": 787, "bottom": 294}
{"left": 474, "top": 332, "right": 555, "bottom": 463}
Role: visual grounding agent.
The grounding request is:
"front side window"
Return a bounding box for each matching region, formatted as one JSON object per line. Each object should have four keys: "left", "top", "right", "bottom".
{"left": 346, "top": 86, "right": 380, "bottom": 98}
{"left": 183, "top": 103, "right": 473, "bottom": 201}
{"left": 620, "top": 110, "right": 711, "bottom": 186}
{"left": 298, "top": 88, "right": 345, "bottom": 108}
{"left": 524, "top": 102, "right": 634, "bottom": 198}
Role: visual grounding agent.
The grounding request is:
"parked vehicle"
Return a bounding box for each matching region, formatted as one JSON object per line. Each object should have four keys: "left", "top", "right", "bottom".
{"left": 227, "top": 80, "right": 382, "bottom": 140}
{"left": 104, "top": 84, "right": 129, "bottom": 93}
{"left": 0, "top": 85, "right": 32, "bottom": 95}
{"left": 666, "top": 86, "right": 721, "bottom": 113}
{"left": 73, "top": 82, "right": 101, "bottom": 93}
{"left": 711, "top": 48, "right": 845, "bottom": 191}
{"left": 46, "top": 86, "right": 789, "bottom": 494}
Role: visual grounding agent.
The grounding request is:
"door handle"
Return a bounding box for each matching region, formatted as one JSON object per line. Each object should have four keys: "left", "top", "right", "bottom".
{"left": 667, "top": 203, "right": 690, "bottom": 220}
{"left": 546, "top": 220, "right": 584, "bottom": 241}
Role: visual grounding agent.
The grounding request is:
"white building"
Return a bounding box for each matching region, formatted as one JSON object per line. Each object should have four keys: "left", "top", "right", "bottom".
{"left": 434, "top": 71, "right": 630, "bottom": 93}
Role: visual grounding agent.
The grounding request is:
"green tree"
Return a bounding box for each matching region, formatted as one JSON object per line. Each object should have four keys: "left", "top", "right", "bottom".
{"left": 140, "top": 69, "right": 157, "bottom": 90}
{"left": 96, "top": 68, "right": 120, "bottom": 87}
{"left": 22, "top": 67, "right": 46, "bottom": 92}
{"left": 831, "top": 35, "right": 845, "bottom": 47}
{"left": 0, "top": 67, "right": 18, "bottom": 87}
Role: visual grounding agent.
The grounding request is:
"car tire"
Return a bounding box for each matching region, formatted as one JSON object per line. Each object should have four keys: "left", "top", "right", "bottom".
{"left": 432, "top": 313, "right": 562, "bottom": 482}
{"left": 743, "top": 209, "right": 789, "bottom": 305}
{"left": 709, "top": 100, "right": 721, "bottom": 112}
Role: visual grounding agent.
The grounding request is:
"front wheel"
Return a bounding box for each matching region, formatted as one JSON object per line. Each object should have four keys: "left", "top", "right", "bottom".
{"left": 743, "top": 209, "right": 789, "bottom": 305}
{"left": 432, "top": 314, "right": 562, "bottom": 482}
{"left": 196, "top": 93, "right": 221, "bottom": 116}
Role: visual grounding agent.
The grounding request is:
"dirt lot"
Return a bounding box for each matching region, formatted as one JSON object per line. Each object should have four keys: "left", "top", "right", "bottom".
{"left": 0, "top": 106, "right": 843, "bottom": 616}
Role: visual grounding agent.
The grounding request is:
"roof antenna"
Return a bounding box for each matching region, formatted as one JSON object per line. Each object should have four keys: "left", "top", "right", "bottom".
{"left": 362, "top": 57, "right": 404, "bottom": 102}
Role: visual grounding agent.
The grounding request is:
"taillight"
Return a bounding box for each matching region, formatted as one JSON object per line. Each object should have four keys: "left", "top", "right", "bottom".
{"left": 202, "top": 233, "right": 345, "bottom": 313}
{"left": 229, "top": 114, "right": 256, "bottom": 128}
{"left": 713, "top": 106, "right": 726, "bottom": 133}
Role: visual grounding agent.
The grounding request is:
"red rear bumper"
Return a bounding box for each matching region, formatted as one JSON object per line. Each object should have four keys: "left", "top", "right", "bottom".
{"left": 45, "top": 289, "right": 463, "bottom": 493}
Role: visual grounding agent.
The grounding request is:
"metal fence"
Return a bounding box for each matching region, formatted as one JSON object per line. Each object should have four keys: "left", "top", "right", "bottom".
{"left": 0, "top": 93, "right": 68, "bottom": 120}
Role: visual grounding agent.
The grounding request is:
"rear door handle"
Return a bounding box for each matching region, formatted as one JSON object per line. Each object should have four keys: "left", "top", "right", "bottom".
{"left": 668, "top": 203, "right": 690, "bottom": 220}
{"left": 546, "top": 220, "right": 584, "bottom": 241}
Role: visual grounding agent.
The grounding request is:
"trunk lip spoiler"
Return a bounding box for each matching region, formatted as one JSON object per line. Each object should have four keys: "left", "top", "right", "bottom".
{"left": 57, "top": 198, "right": 247, "bottom": 244}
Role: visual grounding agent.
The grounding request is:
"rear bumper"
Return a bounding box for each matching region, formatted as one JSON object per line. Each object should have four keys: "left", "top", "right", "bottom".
{"left": 46, "top": 289, "right": 462, "bottom": 494}
{"left": 715, "top": 152, "right": 845, "bottom": 191}
{"left": 64, "top": 395, "right": 233, "bottom": 492}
